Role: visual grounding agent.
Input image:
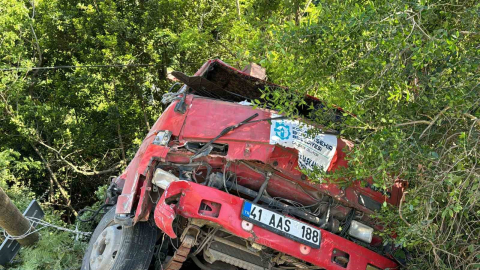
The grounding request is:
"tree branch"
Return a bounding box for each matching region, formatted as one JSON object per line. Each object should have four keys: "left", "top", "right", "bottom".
{"left": 464, "top": 113, "right": 480, "bottom": 129}
{"left": 235, "top": 0, "right": 241, "bottom": 20}
{"left": 394, "top": 120, "right": 432, "bottom": 127}
{"left": 420, "top": 106, "right": 450, "bottom": 139}
{"left": 38, "top": 140, "right": 123, "bottom": 176}
{"left": 27, "top": 0, "right": 42, "bottom": 78}
{"left": 30, "top": 142, "right": 77, "bottom": 216}
{"left": 399, "top": 191, "right": 410, "bottom": 227}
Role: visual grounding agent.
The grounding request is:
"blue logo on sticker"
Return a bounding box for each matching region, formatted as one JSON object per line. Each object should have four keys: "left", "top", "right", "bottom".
{"left": 274, "top": 122, "right": 290, "bottom": 140}
{"left": 242, "top": 201, "right": 252, "bottom": 217}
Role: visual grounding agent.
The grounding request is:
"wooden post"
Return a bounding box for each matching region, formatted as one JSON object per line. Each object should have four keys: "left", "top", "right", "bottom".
{"left": 0, "top": 187, "right": 39, "bottom": 246}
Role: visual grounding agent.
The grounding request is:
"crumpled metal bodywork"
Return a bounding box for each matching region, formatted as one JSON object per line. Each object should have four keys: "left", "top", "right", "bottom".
{"left": 154, "top": 181, "right": 398, "bottom": 270}
{"left": 113, "top": 59, "right": 403, "bottom": 269}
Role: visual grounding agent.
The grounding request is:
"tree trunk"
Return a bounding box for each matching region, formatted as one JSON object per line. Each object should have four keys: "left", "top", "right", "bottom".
{"left": 136, "top": 86, "right": 151, "bottom": 132}
{"left": 235, "top": 0, "right": 241, "bottom": 20}
{"left": 30, "top": 142, "right": 78, "bottom": 216}
{"left": 0, "top": 187, "right": 39, "bottom": 246}
{"left": 113, "top": 82, "right": 127, "bottom": 164}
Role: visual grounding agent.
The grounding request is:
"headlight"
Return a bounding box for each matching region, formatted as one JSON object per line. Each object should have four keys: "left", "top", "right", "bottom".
{"left": 152, "top": 130, "right": 172, "bottom": 146}
{"left": 152, "top": 168, "right": 178, "bottom": 189}
{"left": 348, "top": 220, "right": 373, "bottom": 243}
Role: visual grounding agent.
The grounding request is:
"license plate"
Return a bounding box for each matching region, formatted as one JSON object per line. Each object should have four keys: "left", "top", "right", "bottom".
{"left": 241, "top": 201, "right": 321, "bottom": 248}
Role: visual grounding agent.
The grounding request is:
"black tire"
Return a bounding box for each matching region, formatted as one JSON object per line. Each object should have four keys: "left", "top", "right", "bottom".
{"left": 81, "top": 206, "right": 157, "bottom": 270}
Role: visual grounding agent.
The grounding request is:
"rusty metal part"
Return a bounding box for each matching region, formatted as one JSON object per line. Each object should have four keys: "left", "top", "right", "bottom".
{"left": 242, "top": 63, "right": 266, "bottom": 80}
{"left": 180, "top": 224, "right": 201, "bottom": 243}
{"left": 274, "top": 254, "right": 313, "bottom": 269}
{"left": 163, "top": 235, "right": 195, "bottom": 270}
{"left": 334, "top": 255, "right": 350, "bottom": 267}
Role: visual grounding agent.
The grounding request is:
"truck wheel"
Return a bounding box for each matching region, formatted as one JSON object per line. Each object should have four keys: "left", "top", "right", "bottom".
{"left": 81, "top": 206, "right": 157, "bottom": 270}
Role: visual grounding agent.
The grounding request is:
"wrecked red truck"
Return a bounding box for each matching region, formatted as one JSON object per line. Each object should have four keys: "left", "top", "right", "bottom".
{"left": 82, "top": 59, "right": 406, "bottom": 270}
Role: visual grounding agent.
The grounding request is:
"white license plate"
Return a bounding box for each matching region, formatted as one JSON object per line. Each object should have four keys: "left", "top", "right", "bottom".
{"left": 241, "top": 201, "right": 321, "bottom": 248}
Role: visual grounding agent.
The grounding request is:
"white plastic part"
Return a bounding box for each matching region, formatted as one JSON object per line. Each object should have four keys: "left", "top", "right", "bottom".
{"left": 348, "top": 220, "right": 374, "bottom": 243}
{"left": 152, "top": 168, "right": 179, "bottom": 189}
{"left": 300, "top": 244, "right": 311, "bottom": 255}
{"left": 241, "top": 220, "right": 253, "bottom": 232}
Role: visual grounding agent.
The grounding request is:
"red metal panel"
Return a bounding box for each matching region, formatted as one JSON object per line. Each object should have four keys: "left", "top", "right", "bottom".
{"left": 225, "top": 141, "right": 276, "bottom": 162}
{"left": 180, "top": 97, "right": 271, "bottom": 143}
{"left": 154, "top": 200, "right": 176, "bottom": 237}
{"left": 117, "top": 93, "right": 403, "bottom": 217}
{"left": 154, "top": 181, "right": 399, "bottom": 270}
{"left": 116, "top": 97, "right": 191, "bottom": 214}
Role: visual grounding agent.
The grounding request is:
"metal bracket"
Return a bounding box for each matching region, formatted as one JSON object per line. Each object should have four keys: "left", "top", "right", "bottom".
{"left": 114, "top": 213, "right": 134, "bottom": 227}
{"left": 153, "top": 130, "right": 172, "bottom": 146}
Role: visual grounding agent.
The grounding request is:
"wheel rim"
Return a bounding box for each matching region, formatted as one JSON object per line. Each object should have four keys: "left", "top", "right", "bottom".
{"left": 90, "top": 224, "right": 123, "bottom": 270}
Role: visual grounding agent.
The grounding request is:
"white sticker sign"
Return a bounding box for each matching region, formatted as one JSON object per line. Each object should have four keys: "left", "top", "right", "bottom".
{"left": 269, "top": 115, "right": 337, "bottom": 171}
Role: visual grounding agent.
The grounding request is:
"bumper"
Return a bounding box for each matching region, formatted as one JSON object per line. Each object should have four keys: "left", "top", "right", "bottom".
{"left": 154, "top": 181, "right": 398, "bottom": 270}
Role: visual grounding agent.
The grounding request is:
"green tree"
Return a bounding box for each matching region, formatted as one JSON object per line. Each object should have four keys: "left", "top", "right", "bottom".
{"left": 1, "top": 0, "right": 478, "bottom": 269}
{"left": 223, "top": 0, "right": 480, "bottom": 268}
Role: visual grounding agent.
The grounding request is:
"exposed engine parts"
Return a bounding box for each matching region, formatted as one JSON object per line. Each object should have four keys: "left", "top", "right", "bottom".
{"left": 157, "top": 219, "right": 326, "bottom": 270}
{"left": 204, "top": 241, "right": 270, "bottom": 270}
{"left": 152, "top": 159, "right": 376, "bottom": 239}
{"left": 147, "top": 129, "right": 398, "bottom": 270}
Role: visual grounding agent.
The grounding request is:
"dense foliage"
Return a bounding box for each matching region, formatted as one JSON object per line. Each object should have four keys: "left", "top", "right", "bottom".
{"left": 1, "top": 0, "right": 478, "bottom": 269}
{"left": 0, "top": 150, "right": 86, "bottom": 270}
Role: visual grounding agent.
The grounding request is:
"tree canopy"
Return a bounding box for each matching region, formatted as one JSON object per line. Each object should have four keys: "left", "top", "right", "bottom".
{"left": 1, "top": 0, "right": 479, "bottom": 269}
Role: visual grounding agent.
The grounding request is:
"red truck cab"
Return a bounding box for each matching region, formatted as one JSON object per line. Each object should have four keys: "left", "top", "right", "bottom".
{"left": 82, "top": 60, "right": 404, "bottom": 270}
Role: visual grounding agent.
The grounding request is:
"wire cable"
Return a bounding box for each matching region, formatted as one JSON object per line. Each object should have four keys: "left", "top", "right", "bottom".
{"left": 0, "top": 63, "right": 155, "bottom": 72}
{"left": 1, "top": 216, "right": 92, "bottom": 241}
{"left": 77, "top": 203, "right": 114, "bottom": 223}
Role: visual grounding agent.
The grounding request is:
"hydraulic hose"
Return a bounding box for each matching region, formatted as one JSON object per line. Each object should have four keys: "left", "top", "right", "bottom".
{"left": 253, "top": 172, "right": 271, "bottom": 203}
